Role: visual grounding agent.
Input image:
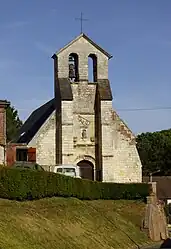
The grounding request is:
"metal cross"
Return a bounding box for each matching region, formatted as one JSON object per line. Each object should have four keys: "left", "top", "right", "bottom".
{"left": 75, "top": 12, "right": 88, "bottom": 34}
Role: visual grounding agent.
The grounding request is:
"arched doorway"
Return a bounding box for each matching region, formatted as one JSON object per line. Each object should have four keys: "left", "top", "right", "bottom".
{"left": 77, "top": 160, "right": 94, "bottom": 180}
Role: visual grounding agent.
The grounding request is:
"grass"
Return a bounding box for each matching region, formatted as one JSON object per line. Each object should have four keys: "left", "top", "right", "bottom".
{"left": 0, "top": 197, "right": 152, "bottom": 249}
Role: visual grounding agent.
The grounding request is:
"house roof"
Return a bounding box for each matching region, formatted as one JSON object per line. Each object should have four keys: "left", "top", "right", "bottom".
{"left": 53, "top": 33, "right": 113, "bottom": 59}
{"left": 143, "top": 176, "right": 171, "bottom": 199}
{"left": 14, "top": 98, "right": 56, "bottom": 144}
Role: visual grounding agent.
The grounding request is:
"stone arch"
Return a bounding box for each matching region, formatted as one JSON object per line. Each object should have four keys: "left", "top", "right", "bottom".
{"left": 88, "top": 53, "right": 97, "bottom": 82}
{"left": 74, "top": 155, "right": 95, "bottom": 181}
{"left": 68, "top": 53, "right": 79, "bottom": 82}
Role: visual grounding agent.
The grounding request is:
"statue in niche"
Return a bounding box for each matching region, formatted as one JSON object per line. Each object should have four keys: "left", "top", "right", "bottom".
{"left": 81, "top": 129, "right": 87, "bottom": 139}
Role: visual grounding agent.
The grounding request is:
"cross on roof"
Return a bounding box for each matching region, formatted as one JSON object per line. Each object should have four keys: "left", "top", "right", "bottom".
{"left": 75, "top": 12, "right": 88, "bottom": 34}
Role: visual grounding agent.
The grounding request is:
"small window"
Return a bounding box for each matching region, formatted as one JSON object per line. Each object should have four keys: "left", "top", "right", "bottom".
{"left": 57, "top": 168, "right": 63, "bottom": 173}
{"left": 16, "top": 149, "right": 28, "bottom": 161}
{"left": 63, "top": 168, "right": 75, "bottom": 173}
{"left": 63, "top": 168, "right": 76, "bottom": 177}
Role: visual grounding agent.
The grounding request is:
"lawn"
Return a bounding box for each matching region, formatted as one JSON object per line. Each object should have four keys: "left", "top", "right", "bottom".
{"left": 0, "top": 198, "right": 151, "bottom": 249}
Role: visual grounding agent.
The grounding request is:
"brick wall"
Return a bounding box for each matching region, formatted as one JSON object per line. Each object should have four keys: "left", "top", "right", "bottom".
{"left": 0, "top": 101, "right": 8, "bottom": 164}
{"left": 0, "top": 106, "right": 5, "bottom": 146}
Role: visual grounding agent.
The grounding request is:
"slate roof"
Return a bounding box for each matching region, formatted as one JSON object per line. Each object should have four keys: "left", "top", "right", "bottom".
{"left": 15, "top": 98, "right": 56, "bottom": 144}
{"left": 98, "top": 79, "right": 113, "bottom": 100}
{"left": 57, "top": 78, "right": 73, "bottom": 100}
{"left": 143, "top": 176, "right": 171, "bottom": 200}
{"left": 54, "top": 33, "right": 113, "bottom": 59}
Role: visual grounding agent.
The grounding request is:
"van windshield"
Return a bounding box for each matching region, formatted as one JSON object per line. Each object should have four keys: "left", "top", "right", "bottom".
{"left": 57, "top": 167, "right": 76, "bottom": 176}
{"left": 57, "top": 168, "right": 63, "bottom": 173}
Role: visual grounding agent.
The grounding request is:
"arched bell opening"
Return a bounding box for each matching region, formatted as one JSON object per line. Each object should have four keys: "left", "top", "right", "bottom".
{"left": 68, "top": 53, "right": 79, "bottom": 82}
{"left": 88, "top": 54, "right": 97, "bottom": 82}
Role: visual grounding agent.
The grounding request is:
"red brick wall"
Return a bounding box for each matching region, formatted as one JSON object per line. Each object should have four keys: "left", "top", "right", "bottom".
{"left": 0, "top": 105, "right": 6, "bottom": 146}
{"left": 6, "top": 145, "right": 36, "bottom": 166}
{"left": 6, "top": 144, "right": 16, "bottom": 167}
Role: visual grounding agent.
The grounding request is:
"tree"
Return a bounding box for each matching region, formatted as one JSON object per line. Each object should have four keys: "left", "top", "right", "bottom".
{"left": 6, "top": 102, "right": 23, "bottom": 142}
{"left": 136, "top": 129, "right": 171, "bottom": 176}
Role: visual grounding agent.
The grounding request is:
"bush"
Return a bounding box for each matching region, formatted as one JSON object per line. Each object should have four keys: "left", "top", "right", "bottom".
{"left": 0, "top": 168, "right": 149, "bottom": 201}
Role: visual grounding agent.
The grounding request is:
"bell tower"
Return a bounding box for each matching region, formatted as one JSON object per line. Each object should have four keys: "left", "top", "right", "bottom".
{"left": 52, "top": 33, "right": 113, "bottom": 181}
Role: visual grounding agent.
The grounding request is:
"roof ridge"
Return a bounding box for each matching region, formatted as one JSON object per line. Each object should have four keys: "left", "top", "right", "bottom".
{"left": 53, "top": 33, "right": 112, "bottom": 59}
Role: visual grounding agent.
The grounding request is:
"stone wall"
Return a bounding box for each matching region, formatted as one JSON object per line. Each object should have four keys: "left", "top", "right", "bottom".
{"left": 57, "top": 36, "right": 108, "bottom": 80}
{"left": 101, "top": 101, "right": 114, "bottom": 181}
{"left": 29, "top": 112, "right": 56, "bottom": 166}
{"left": 109, "top": 110, "right": 142, "bottom": 183}
{"left": 62, "top": 82, "right": 96, "bottom": 165}
{"left": 62, "top": 100, "right": 74, "bottom": 164}
{"left": 28, "top": 91, "right": 142, "bottom": 183}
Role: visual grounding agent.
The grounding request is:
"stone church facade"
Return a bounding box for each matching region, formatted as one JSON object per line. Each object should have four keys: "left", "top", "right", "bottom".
{"left": 11, "top": 33, "right": 142, "bottom": 183}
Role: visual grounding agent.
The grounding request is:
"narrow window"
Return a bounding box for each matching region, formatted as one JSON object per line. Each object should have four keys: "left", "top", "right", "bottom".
{"left": 68, "top": 53, "right": 79, "bottom": 82}
{"left": 88, "top": 54, "right": 97, "bottom": 82}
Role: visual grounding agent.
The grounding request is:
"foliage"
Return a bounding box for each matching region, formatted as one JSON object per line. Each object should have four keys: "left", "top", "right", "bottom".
{"left": 136, "top": 129, "right": 171, "bottom": 176}
{"left": 6, "top": 102, "right": 23, "bottom": 142}
{"left": 164, "top": 204, "right": 171, "bottom": 224}
{"left": 0, "top": 168, "right": 149, "bottom": 201}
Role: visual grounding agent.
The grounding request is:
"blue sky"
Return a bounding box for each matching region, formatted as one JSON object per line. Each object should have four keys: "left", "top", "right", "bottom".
{"left": 0, "top": 0, "right": 171, "bottom": 134}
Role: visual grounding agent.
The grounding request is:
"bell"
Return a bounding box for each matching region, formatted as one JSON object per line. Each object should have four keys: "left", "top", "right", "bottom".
{"left": 69, "top": 63, "right": 76, "bottom": 80}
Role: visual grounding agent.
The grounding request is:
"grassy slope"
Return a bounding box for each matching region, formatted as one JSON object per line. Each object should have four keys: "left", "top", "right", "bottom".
{"left": 0, "top": 198, "right": 151, "bottom": 249}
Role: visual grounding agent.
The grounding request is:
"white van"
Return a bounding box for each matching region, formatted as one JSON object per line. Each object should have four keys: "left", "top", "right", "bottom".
{"left": 53, "top": 164, "right": 81, "bottom": 178}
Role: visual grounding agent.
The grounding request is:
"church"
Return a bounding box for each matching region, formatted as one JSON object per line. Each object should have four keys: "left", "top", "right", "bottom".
{"left": 7, "top": 33, "right": 142, "bottom": 183}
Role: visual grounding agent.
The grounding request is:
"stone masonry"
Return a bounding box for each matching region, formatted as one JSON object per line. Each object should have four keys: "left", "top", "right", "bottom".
{"left": 28, "top": 33, "right": 142, "bottom": 183}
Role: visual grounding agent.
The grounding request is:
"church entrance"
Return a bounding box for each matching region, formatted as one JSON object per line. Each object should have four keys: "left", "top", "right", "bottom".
{"left": 77, "top": 160, "right": 94, "bottom": 181}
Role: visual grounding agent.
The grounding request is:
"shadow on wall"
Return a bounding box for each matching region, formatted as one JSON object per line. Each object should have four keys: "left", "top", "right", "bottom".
{"left": 160, "top": 238, "right": 171, "bottom": 248}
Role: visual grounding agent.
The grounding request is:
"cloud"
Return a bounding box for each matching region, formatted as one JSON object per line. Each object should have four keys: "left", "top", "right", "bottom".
{"left": 34, "top": 41, "right": 53, "bottom": 55}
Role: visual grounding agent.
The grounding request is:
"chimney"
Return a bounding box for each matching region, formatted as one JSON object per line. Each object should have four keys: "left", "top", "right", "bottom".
{"left": 0, "top": 100, "right": 9, "bottom": 165}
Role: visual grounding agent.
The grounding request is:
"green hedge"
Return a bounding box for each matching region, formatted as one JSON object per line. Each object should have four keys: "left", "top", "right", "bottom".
{"left": 0, "top": 168, "right": 149, "bottom": 201}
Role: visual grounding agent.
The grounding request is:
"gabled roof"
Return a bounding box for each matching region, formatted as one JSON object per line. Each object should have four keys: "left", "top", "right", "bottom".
{"left": 14, "top": 98, "right": 56, "bottom": 144}
{"left": 53, "top": 33, "right": 112, "bottom": 59}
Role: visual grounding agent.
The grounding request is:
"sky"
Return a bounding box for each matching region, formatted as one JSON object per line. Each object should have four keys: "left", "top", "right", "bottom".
{"left": 0, "top": 0, "right": 171, "bottom": 134}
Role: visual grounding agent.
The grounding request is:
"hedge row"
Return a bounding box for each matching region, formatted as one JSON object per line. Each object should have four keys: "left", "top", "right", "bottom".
{"left": 0, "top": 168, "right": 149, "bottom": 201}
